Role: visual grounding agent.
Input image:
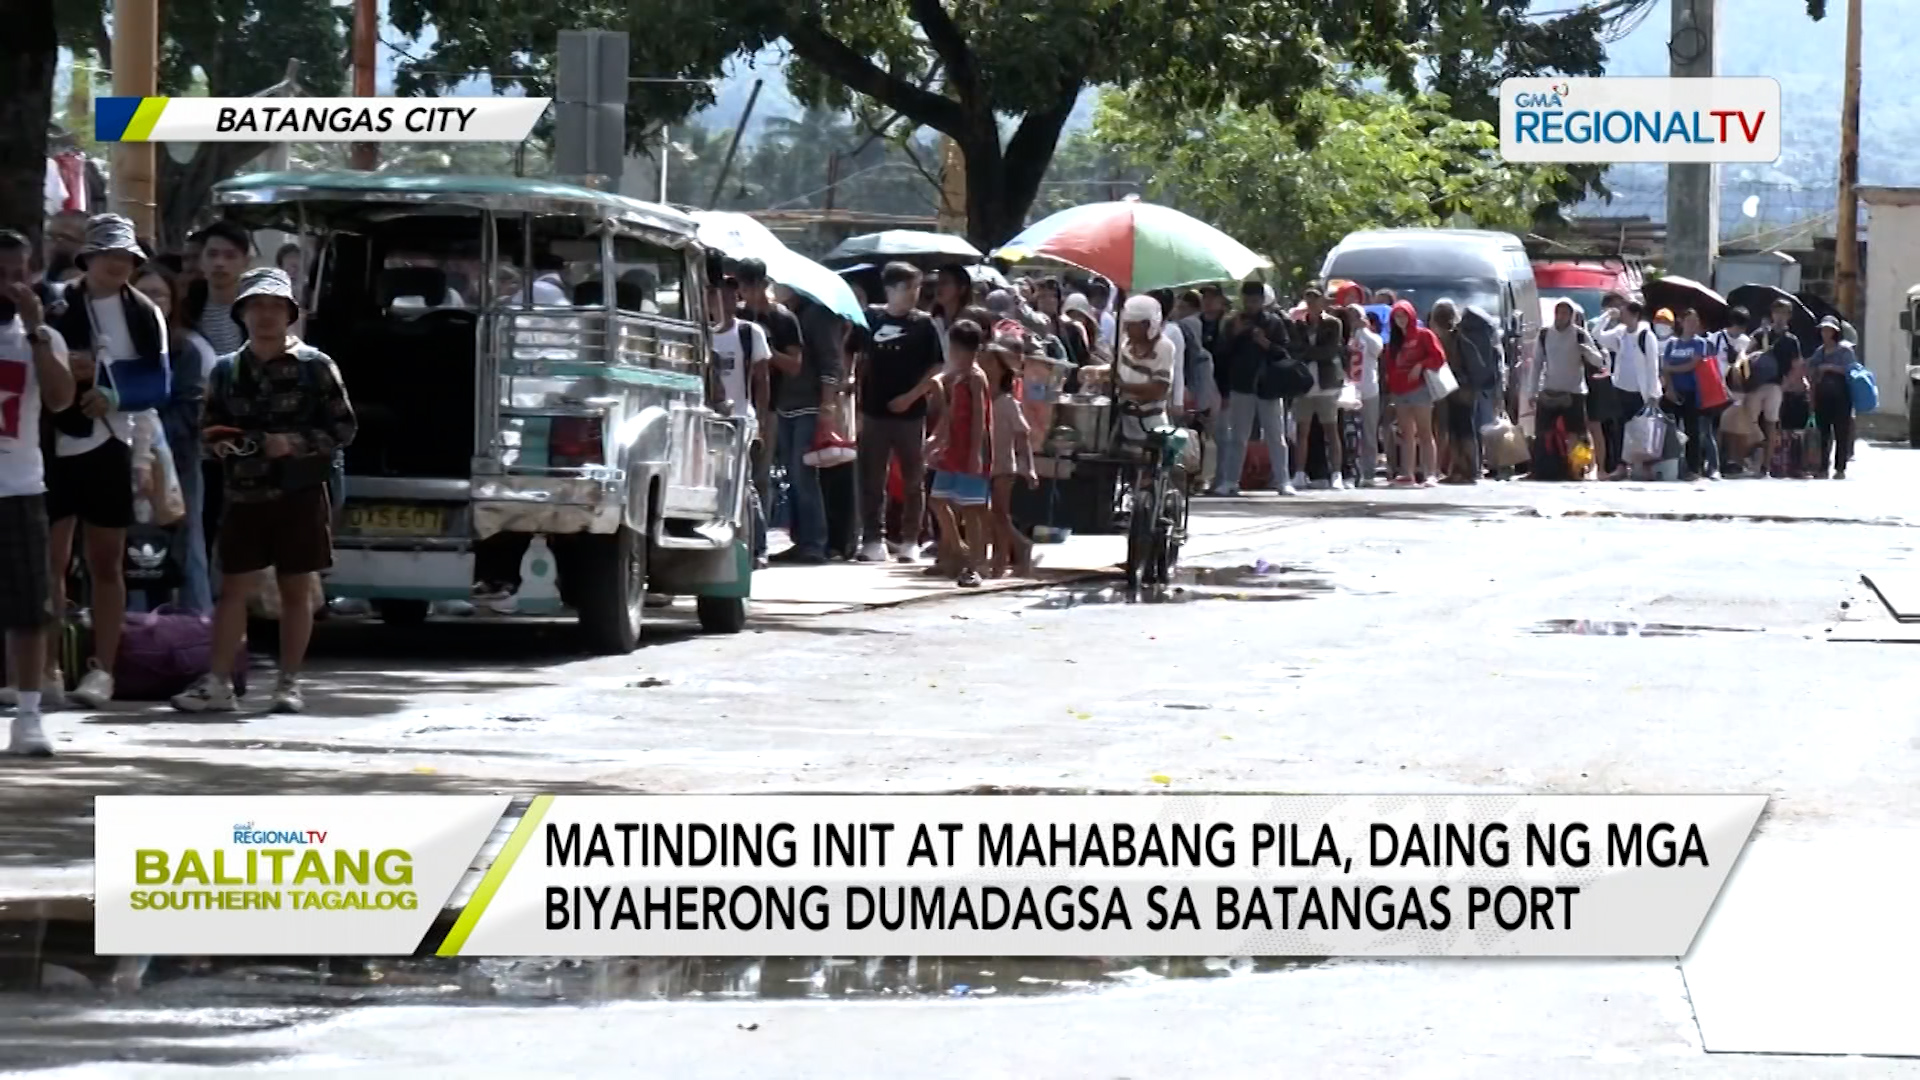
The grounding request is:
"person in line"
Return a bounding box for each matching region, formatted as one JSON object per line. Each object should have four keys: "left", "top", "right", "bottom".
{"left": 1738, "top": 299, "right": 1801, "bottom": 478}
{"left": 1060, "top": 293, "right": 1105, "bottom": 366}
{"left": 1533, "top": 299, "right": 1607, "bottom": 480}
{"left": 1293, "top": 287, "right": 1347, "bottom": 490}
{"left": 1651, "top": 307, "right": 1675, "bottom": 345}
{"left": 1595, "top": 300, "right": 1660, "bottom": 481}
{"left": 733, "top": 259, "right": 803, "bottom": 565}
{"left": 1371, "top": 288, "right": 1398, "bottom": 307}
{"left": 785, "top": 289, "right": 858, "bottom": 561}
{"left": 172, "top": 268, "right": 356, "bottom": 715}
{"left": 185, "top": 222, "right": 252, "bottom": 565}
{"left": 1423, "top": 300, "right": 1472, "bottom": 482}
{"left": 1659, "top": 308, "right": 1717, "bottom": 481}
{"left": 857, "top": 263, "right": 942, "bottom": 564}
{"left": 133, "top": 262, "right": 213, "bottom": 611}
{"left": 1210, "top": 281, "right": 1296, "bottom": 497}
{"left": 767, "top": 279, "right": 846, "bottom": 565}
{"left": 1383, "top": 299, "right": 1446, "bottom": 487}
{"left": 40, "top": 211, "right": 87, "bottom": 292}
{"left": 45, "top": 215, "right": 175, "bottom": 707}
{"left": 1343, "top": 304, "right": 1385, "bottom": 486}
{"left": 0, "top": 231, "right": 78, "bottom": 753}
{"left": 708, "top": 270, "right": 773, "bottom": 556}
{"left": 1086, "top": 278, "right": 1117, "bottom": 353}
{"left": 985, "top": 335, "right": 1037, "bottom": 579}
{"left": 1808, "top": 315, "right": 1857, "bottom": 480}
{"left": 1585, "top": 291, "right": 1628, "bottom": 471}
{"left": 925, "top": 320, "right": 993, "bottom": 588}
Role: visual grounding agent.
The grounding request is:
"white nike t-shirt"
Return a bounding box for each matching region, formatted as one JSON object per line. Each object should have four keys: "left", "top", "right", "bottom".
{"left": 0, "top": 318, "right": 69, "bottom": 498}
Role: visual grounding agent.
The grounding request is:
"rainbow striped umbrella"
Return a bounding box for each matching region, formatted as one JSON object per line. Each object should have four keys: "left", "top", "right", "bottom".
{"left": 993, "top": 199, "right": 1270, "bottom": 292}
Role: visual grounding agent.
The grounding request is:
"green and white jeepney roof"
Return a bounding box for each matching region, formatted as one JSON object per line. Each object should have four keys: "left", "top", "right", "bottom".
{"left": 213, "top": 171, "right": 698, "bottom": 241}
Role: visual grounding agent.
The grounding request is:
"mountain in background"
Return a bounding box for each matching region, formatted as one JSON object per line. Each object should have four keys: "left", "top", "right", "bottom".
{"left": 693, "top": 0, "right": 1916, "bottom": 230}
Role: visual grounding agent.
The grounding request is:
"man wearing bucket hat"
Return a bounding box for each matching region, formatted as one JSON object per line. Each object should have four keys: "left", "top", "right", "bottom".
{"left": 45, "top": 213, "right": 175, "bottom": 709}
{"left": 0, "top": 229, "right": 79, "bottom": 755}
{"left": 172, "top": 267, "right": 355, "bottom": 716}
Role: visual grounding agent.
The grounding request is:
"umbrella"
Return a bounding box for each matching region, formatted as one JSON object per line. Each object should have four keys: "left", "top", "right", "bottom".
{"left": 1726, "top": 283, "right": 1816, "bottom": 345}
{"left": 966, "top": 264, "right": 1010, "bottom": 289}
{"left": 822, "top": 230, "right": 983, "bottom": 267}
{"left": 692, "top": 211, "right": 868, "bottom": 325}
{"left": 1643, "top": 274, "right": 1727, "bottom": 330}
{"left": 992, "top": 199, "right": 1271, "bottom": 292}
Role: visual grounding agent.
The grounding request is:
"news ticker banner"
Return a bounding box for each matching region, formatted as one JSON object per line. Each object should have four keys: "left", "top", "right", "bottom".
{"left": 94, "top": 794, "right": 1766, "bottom": 958}
{"left": 1500, "top": 76, "right": 1781, "bottom": 163}
{"left": 94, "top": 97, "right": 551, "bottom": 143}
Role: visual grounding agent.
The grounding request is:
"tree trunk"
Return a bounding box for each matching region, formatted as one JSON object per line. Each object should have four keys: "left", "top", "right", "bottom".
{"left": 0, "top": 0, "right": 58, "bottom": 250}
{"left": 158, "top": 143, "right": 273, "bottom": 250}
{"left": 958, "top": 101, "right": 1077, "bottom": 250}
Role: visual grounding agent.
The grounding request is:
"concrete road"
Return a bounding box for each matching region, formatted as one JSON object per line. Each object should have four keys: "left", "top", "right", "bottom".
{"left": 3, "top": 443, "right": 1918, "bottom": 1075}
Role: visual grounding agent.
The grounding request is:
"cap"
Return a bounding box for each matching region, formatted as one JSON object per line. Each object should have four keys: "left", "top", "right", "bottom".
{"left": 1654, "top": 308, "right": 1675, "bottom": 323}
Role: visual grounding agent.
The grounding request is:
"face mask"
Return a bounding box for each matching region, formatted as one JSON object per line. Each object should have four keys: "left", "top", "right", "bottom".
{"left": 1654, "top": 325, "right": 1672, "bottom": 340}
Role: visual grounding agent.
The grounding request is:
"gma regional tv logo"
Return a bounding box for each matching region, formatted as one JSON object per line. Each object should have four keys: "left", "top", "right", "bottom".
{"left": 1499, "top": 77, "right": 1781, "bottom": 164}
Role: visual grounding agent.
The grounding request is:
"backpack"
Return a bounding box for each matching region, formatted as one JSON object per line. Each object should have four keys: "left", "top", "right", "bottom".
{"left": 1457, "top": 306, "right": 1504, "bottom": 391}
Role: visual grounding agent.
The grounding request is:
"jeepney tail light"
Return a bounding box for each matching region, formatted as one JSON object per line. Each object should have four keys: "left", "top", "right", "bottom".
{"left": 550, "top": 417, "right": 604, "bottom": 468}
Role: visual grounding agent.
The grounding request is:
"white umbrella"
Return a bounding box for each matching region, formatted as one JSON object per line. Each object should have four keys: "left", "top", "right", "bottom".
{"left": 693, "top": 212, "right": 867, "bottom": 325}
{"left": 823, "top": 230, "right": 983, "bottom": 266}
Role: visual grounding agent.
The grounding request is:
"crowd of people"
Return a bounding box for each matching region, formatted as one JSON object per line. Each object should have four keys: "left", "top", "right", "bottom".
{"left": 2, "top": 212, "right": 355, "bottom": 756}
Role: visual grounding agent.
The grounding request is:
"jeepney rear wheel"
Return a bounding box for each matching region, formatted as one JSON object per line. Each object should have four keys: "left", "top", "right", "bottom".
{"left": 575, "top": 526, "right": 646, "bottom": 654}
{"left": 696, "top": 596, "right": 747, "bottom": 633}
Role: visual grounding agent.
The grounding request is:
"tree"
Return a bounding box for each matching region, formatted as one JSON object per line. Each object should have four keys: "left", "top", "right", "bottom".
{"left": 0, "top": 0, "right": 58, "bottom": 243}
{"left": 49, "top": 0, "right": 347, "bottom": 245}
{"left": 1095, "top": 86, "right": 1568, "bottom": 287}
{"left": 389, "top": 0, "right": 1418, "bottom": 248}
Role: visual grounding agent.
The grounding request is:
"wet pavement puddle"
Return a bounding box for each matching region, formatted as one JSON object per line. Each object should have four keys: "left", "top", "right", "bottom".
{"left": 1032, "top": 563, "right": 1343, "bottom": 608}
{"left": 5, "top": 953, "right": 1320, "bottom": 1010}
{"left": 1528, "top": 619, "right": 1763, "bottom": 638}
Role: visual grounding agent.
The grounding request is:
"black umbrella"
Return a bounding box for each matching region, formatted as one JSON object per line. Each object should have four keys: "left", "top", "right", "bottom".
{"left": 1794, "top": 290, "right": 1859, "bottom": 345}
{"left": 1643, "top": 274, "right": 1728, "bottom": 330}
{"left": 1726, "top": 283, "right": 1817, "bottom": 344}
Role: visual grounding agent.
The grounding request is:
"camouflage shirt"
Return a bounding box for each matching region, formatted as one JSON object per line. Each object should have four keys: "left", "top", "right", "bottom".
{"left": 204, "top": 338, "right": 356, "bottom": 504}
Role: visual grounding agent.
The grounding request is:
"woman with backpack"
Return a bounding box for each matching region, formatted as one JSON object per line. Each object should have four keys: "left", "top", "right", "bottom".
{"left": 1808, "top": 316, "right": 1858, "bottom": 479}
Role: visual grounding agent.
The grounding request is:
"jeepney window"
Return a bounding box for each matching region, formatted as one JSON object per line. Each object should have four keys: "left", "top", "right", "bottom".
{"left": 609, "top": 236, "right": 687, "bottom": 321}
{"left": 493, "top": 216, "right": 604, "bottom": 309}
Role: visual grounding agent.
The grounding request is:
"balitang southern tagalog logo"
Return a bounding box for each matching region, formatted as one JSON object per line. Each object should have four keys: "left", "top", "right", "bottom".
{"left": 129, "top": 821, "right": 419, "bottom": 912}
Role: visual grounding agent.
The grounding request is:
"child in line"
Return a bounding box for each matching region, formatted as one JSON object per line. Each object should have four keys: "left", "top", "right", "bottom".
{"left": 926, "top": 320, "right": 993, "bottom": 587}
{"left": 985, "top": 335, "right": 1038, "bottom": 578}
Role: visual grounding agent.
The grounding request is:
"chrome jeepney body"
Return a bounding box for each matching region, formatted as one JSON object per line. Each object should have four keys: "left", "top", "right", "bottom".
{"left": 213, "top": 172, "right": 753, "bottom": 650}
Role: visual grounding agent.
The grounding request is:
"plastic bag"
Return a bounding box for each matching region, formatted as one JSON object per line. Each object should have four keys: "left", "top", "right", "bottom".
{"left": 1624, "top": 407, "right": 1667, "bottom": 465}
{"left": 802, "top": 398, "right": 857, "bottom": 468}
{"left": 128, "top": 411, "right": 186, "bottom": 527}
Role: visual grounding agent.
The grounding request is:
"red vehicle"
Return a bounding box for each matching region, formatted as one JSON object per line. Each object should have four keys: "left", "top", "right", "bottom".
{"left": 1531, "top": 261, "right": 1639, "bottom": 321}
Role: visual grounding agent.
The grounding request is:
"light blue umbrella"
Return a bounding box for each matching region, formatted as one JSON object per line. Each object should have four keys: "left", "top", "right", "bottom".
{"left": 692, "top": 211, "right": 868, "bottom": 325}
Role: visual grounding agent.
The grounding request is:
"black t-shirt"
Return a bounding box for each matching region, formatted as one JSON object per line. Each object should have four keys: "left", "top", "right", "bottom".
{"left": 859, "top": 305, "right": 943, "bottom": 420}
{"left": 1747, "top": 325, "right": 1800, "bottom": 386}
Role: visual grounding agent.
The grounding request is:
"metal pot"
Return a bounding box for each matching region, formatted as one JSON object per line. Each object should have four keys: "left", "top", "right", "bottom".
{"left": 1057, "top": 395, "right": 1113, "bottom": 454}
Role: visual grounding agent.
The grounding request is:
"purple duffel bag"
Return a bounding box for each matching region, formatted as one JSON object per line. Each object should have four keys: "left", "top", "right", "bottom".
{"left": 114, "top": 607, "right": 250, "bottom": 701}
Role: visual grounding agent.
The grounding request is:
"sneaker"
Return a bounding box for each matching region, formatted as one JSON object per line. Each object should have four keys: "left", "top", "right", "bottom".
{"left": 1421, "top": 476, "right": 1440, "bottom": 488}
{"left": 956, "top": 569, "right": 983, "bottom": 588}
{"left": 890, "top": 543, "right": 919, "bottom": 565}
{"left": 1391, "top": 476, "right": 1416, "bottom": 488}
{"left": 1835, "top": 469, "right": 1847, "bottom": 480}
{"left": 271, "top": 674, "right": 305, "bottom": 714}
{"left": 7, "top": 713, "right": 52, "bottom": 757}
{"left": 1292, "top": 472, "right": 1309, "bottom": 490}
{"left": 1329, "top": 476, "right": 1347, "bottom": 491}
{"left": 1276, "top": 484, "right": 1298, "bottom": 497}
{"left": 858, "top": 541, "right": 888, "bottom": 563}
{"left": 71, "top": 666, "right": 115, "bottom": 709}
{"left": 171, "top": 674, "right": 237, "bottom": 714}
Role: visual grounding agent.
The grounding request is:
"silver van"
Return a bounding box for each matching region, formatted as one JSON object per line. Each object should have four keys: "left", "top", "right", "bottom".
{"left": 1320, "top": 228, "right": 1541, "bottom": 372}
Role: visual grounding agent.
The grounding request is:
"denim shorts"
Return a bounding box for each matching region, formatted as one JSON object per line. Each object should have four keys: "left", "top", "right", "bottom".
{"left": 931, "top": 471, "right": 991, "bottom": 507}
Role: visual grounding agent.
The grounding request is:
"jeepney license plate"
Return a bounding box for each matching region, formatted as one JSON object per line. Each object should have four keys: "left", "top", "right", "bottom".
{"left": 344, "top": 504, "right": 447, "bottom": 536}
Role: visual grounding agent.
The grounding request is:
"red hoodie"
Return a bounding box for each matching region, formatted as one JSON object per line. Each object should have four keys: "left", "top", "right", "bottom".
{"left": 1382, "top": 300, "right": 1447, "bottom": 396}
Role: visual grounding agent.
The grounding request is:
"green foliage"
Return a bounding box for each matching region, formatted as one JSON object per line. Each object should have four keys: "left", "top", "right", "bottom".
{"left": 1094, "top": 86, "right": 1567, "bottom": 286}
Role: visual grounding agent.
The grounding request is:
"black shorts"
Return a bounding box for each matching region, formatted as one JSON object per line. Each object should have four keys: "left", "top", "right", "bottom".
{"left": 47, "top": 438, "right": 135, "bottom": 529}
{"left": 218, "top": 486, "right": 334, "bottom": 576}
{"left": 1584, "top": 374, "right": 1619, "bottom": 422}
{"left": 0, "top": 494, "right": 54, "bottom": 630}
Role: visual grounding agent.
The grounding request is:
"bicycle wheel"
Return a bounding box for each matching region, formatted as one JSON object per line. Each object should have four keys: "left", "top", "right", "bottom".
{"left": 1151, "top": 482, "right": 1185, "bottom": 592}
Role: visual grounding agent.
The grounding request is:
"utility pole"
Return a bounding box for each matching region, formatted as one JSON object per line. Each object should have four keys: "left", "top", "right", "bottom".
{"left": 111, "top": 0, "right": 159, "bottom": 234}
{"left": 1664, "top": 0, "right": 1719, "bottom": 284}
{"left": 349, "top": 0, "right": 378, "bottom": 171}
{"left": 1834, "top": 0, "right": 1864, "bottom": 322}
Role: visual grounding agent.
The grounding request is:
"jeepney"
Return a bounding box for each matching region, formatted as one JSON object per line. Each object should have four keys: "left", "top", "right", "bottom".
{"left": 212, "top": 172, "right": 754, "bottom": 653}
